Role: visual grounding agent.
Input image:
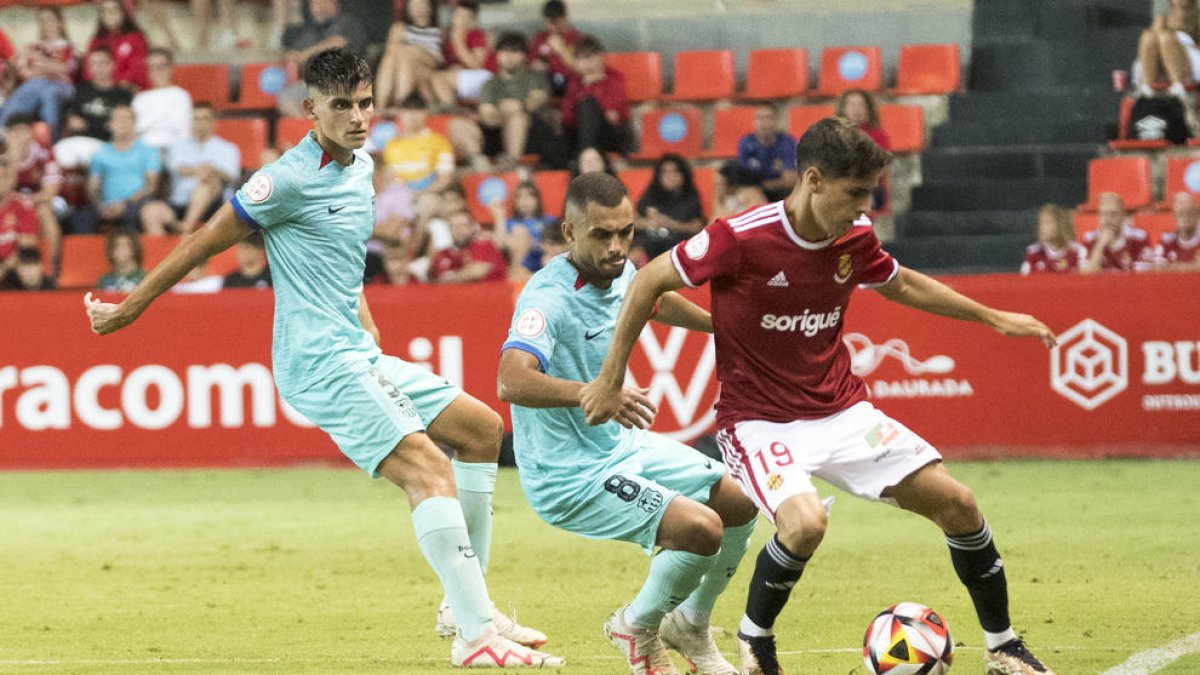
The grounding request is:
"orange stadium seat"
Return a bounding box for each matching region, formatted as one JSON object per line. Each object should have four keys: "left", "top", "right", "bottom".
{"left": 670, "top": 50, "right": 735, "bottom": 102}
{"left": 693, "top": 165, "right": 716, "bottom": 216}
{"left": 789, "top": 104, "right": 835, "bottom": 138}
{"left": 425, "top": 114, "right": 453, "bottom": 137}
{"left": 214, "top": 117, "right": 268, "bottom": 170}
{"left": 1073, "top": 211, "right": 1098, "bottom": 241}
{"left": 275, "top": 117, "right": 311, "bottom": 149}
{"left": 741, "top": 48, "right": 809, "bottom": 100}
{"left": 230, "top": 62, "right": 288, "bottom": 111}
{"left": 172, "top": 63, "right": 231, "bottom": 109}
{"left": 461, "top": 171, "right": 520, "bottom": 225}
{"left": 532, "top": 170, "right": 570, "bottom": 218}
{"left": 816, "top": 46, "right": 882, "bottom": 97}
{"left": 59, "top": 235, "right": 240, "bottom": 289}
{"left": 878, "top": 104, "right": 925, "bottom": 153}
{"left": 1083, "top": 156, "right": 1153, "bottom": 211}
{"left": 605, "top": 52, "right": 663, "bottom": 103}
{"left": 1134, "top": 211, "right": 1177, "bottom": 241}
{"left": 890, "top": 43, "right": 961, "bottom": 96}
{"left": 704, "top": 106, "right": 756, "bottom": 159}
{"left": 635, "top": 108, "right": 704, "bottom": 160}
{"left": 618, "top": 167, "right": 654, "bottom": 203}
{"left": 1161, "top": 156, "right": 1200, "bottom": 206}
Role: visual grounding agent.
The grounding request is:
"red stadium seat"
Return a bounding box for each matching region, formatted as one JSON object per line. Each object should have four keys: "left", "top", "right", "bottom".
{"left": 741, "top": 48, "right": 808, "bottom": 100}
{"left": 670, "top": 50, "right": 735, "bottom": 102}
{"left": 605, "top": 52, "right": 663, "bottom": 103}
{"left": 461, "top": 171, "right": 520, "bottom": 225}
{"left": 704, "top": 106, "right": 757, "bottom": 159}
{"left": 230, "top": 62, "right": 288, "bottom": 111}
{"left": 1073, "top": 211, "right": 1098, "bottom": 241}
{"left": 275, "top": 117, "right": 311, "bottom": 149}
{"left": 618, "top": 167, "right": 654, "bottom": 203}
{"left": 172, "top": 63, "right": 231, "bottom": 109}
{"left": 788, "top": 104, "right": 836, "bottom": 138}
{"left": 425, "top": 113, "right": 453, "bottom": 137}
{"left": 816, "top": 46, "right": 882, "bottom": 97}
{"left": 1083, "top": 156, "right": 1153, "bottom": 211}
{"left": 635, "top": 108, "right": 704, "bottom": 160}
{"left": 1108, "top": 139, "right": 1169, "bottom": 151}
{"left": 1161, "top": 156, "right": 1200, "bottom": 206}
{"left": 59, "top": 235, "right": 240, "bottom": 289}
{"left": 878, "top": 104, "right": 925, "bottom": 153}
{"left": 214, "top": 117, "right": 268, "bottom": 170}
{"left": 1133, "top": 211, "right": 1177, "bottom": 241}
{"left": 532, "top": 170, "right": 570, "bottom": 218}
{"left": 693, "top": 165, "right": 716, "bottom": 218}
{"left": 890, "top": 44, "right": 960, "bottom": 96}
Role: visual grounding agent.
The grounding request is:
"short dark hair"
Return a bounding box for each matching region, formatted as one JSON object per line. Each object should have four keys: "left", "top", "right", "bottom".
{"left": 457, "top": 0, "right": 479, "bottom": 13}
{"left": 575, "top": 34, "right": 605, "bottom": 58}
{"left": 399, "top": 92, "right": 427, "bottom": 110}
{"left": 496, "top": 31, "right": 527, "bottom": 54}
{"left": 795, "top": 117, "right": 892, "bottom": 180}
{"left": 542, "top": 0, "right": 567, "bottom": 19}
{"left": 304, "top": 47, "right": 373, "bottom": 95}
{"left": 147, "top": 46, "right": 173, "bottom": 63}
{"left": 193, "top": 101, "right": 216, "bottom": 113}
{"left": 16, "top": 247, "right": 42, "bottom": 266}
{"left": 104, "top": 229, "right": 143, "bottom": 267}
{"left": 565, "top": 172, "right": 628, "bottom": 223}
{"left": 4, "top": 113, "right": 36, "bottom": 129}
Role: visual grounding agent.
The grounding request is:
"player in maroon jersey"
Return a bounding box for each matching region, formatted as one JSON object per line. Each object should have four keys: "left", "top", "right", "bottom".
{"left": 1155, "top": 192, "right": 1200, "bottom": 269}
{"left": 581, "top": 118, "right": 1058, "bottom": 675}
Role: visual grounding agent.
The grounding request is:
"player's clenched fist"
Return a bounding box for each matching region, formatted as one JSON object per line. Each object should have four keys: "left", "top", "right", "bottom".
{"left": 83, "top": 292, "right": 139, "bottom": 335}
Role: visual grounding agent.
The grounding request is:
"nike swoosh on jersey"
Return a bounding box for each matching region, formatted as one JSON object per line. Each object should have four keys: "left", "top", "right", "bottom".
{"left": 328, "top": 205, "right": 347, "bottom": 214}
{"left": 585, "top": 328, "right": 607, "bottom": 340}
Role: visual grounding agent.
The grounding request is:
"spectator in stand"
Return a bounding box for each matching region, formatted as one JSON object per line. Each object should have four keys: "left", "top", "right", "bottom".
{"left": 837, "top": 88, "right": 890, "bottom": 210}
{"left": 733, "top": 103, "right": 797, "bottom": 202}
{"left": 0, "top": 159, "right": 40, "bottom": 284}
{"left": 570, "top": 145, "right": 616, "bottom": 178}
{"left": 131, "top": 48, "right": 192, "bottom": 151}
{"left": 1155, "top": 191, "right": 1200, "bottom": 269}
{"left": 277, "top": 0, "right": 368, "bottom": 116}
{"left": 0, "top": 28, "right": 15, "bottom": 106}
{"left": 223, "top": 233, "right": 272, "bottom": 288}
{"left": 376, "top": 0, "right": 443, "bottom": 112}
{"left": 1020, "top": 204, "right": 1087, "bottom": 274}
{"left": 191, "top": 0, "right": 241, "bottom": 51}
{"left": 96, "top": 228, "right": 145, "bottom": 292}
{"left": 489, "top": 180, "right": 555, "bottom": 277}
{"left": 171, "top": 259, "right": 224, "bottom": 293}
{"left": 69, "top": 104, "right": 168, "bottom": 234}
{"left": 382, "top": 92, "right": 456, "bottom": 220}
{"left": 1080, "top": 192, "right": 1155, "bottom": 273}
{"left": 635, "top": 152, "right": 705, "bottom": 260}
{"left": 562, "top": 35, "right": 630, "bottom": 156}
{"left": 428, "top": 208, "right": 507, "bottom": 283}
{"left": 1134, "top": 0, "right": 1199, "bottom": 100}
{"left": 475, "top": 32, "right": 559, "bottom": 170}
{"left": 538, "top": 217, "right": 567, "bottom": 267}
{"left": 84, "top": 0, "right": 150, "bottom": 91}
{"left": 711, "top": 163, "right": 768, "bottom": 220}
{"left": 4, "top": 246, "right": 54, "bottom": 290}
{"left": 0, "top": 8, "right": 78, "bottom": 141}
{"left": 377, "top": 240, "right": 421, "bottom": 285}
{"left": 529, "top": 0, "right": 580, "bottom": 97}
{"left": 141, "top": 102, "right": 241, "bottom": 234}
{"left": 5, "top": 115, "right": 63, "bottom": 274}
{"left": 432, "top": 0, "right": 495, "bottom": 108}
{"left": 55, "top": 48, "right": 133, "bottom": 170}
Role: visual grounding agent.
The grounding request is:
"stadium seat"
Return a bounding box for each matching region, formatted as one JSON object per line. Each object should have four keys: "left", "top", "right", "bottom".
{"left": 275, "top": 117, "right": 310, "bottom": 149}
{"left": 1073, "top": 211, "right": 1098, "bottom": 241}
{"left": 1108, "top": 139, "right": 1169, "bottom": 151}
{"left": 230, "top": 62, "right": 288, "bottom": 111}
{"left": 172, "top": 63, "right": 231, "bottom": 109}
{"left": 878, "top": 104, "right": 925, "bottom": 153}
{"left": 461, "top": 171, "right": 520, "bottom": 225}
{"left": 425, "top": 113, "right": 453, "bottom": 137}
{"left": 693, "top": 165, "right": 716, "bottom": 216}
{"left": 669, "top": 50, "right": 735, "bottom": 102}
{"left": 1161, "top": 156, "right": 1200, "bottom": 206}
{"left": 532, "top": 170, "right": 570, "bottom": 218}
{"left": 634, "top": 108, "right": 704, "bottom": 160}
{"left": 890, "top": 44, "right": 960, "bottom": 96}
{"left": 788, "top": 104, "right": 836, "bottom": 138}
{"left": 618, "top": 167, "right": 654, "bottom": 203}
{"left": 59, "top": 235, "right": 241, "bottom": 289}
{"left": 704, "top": 106, "right": 757, "bottom": 159}
{"left": 1133, "top": 210, "right": 1177, "bottom": 241}
{"left": 1083, "top": 156, "right": 1153, "bottom": 211}
{"left": 741, "top": 48, "right": 809, "bottom": 100}
{"left": 816, "top": 46, "right": 882, "bottom": 97}
{"left": 214, "top": 117, "right": 268, "bottom": 170}
{"left": 605, "top": 51, "right": 663, "bottom": 103}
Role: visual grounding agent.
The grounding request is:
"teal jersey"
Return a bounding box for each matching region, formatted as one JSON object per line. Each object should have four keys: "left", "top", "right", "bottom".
{"left": 503, "top": 254, "right": 643, "bottom": 473}
{"left": 231, "top": 133, "right": 380, "bottom": 393}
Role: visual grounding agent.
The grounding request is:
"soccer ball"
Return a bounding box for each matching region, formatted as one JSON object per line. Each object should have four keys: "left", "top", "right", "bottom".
{"left": 863, "top": 602, "right": 954, "bottom": 675}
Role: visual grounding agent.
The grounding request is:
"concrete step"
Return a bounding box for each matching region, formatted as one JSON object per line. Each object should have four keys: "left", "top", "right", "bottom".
{"left": 948, "top": 88, "right": 1120, "bottom": 122}
{"left": 884, "top": 234, "right": 1031, "bottom": 274}
{"left": 920, "top": 145, "right": 1097, "bottom": 181}
{"left": 909, "top": 178, "right": 1085, "bottom": 211}
{"left": 895, "top": 210, "right": 1039, "bottom": 238}
{"left": 931, "top": 119, "right": 1110, "bottom": 147}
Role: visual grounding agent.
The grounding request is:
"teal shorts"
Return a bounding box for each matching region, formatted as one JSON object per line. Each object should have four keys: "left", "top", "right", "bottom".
{"left": 283, "top": 354, "right": 461, "bottom": 477}
{"left": 520, "top": 433, "right": 726, "bottom": 554}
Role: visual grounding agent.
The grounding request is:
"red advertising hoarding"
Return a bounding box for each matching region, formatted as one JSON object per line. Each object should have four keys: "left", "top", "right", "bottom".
{"left": 1, "top": 273, "right": 1197, "bottom": 469}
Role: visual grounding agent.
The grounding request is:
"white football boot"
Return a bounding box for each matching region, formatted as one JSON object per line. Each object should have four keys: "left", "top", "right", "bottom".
{"left": 437, "top": 597, "right": 548, "bottom": 648}
{"left": 450, "top": 623, "right": 564, "bottom": 668}
{"left": 604, "top": 605, "right": 680, "bottom": 675}
{"left": 659, "top": 609, "right": 737, "bottom": 675}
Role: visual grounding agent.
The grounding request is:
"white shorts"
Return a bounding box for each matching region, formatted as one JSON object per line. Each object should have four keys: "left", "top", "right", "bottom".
{"left": 716, "top": 401, "right": 942, "bottom": 522}
{"left": 1177, "top": 31, "right": 1200, "bottom": 81}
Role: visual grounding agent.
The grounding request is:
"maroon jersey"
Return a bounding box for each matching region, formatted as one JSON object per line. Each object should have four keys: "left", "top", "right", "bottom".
{"left": 671, "top": 201, "right": 898, "bottom": 427}
{"left": 0, "top": 196, "right": 38, "bottom": 261}
{"left": 1020, "top": 242, "right": 1087, "bottom": 274}
{"left": 1156, "top": 230, "right": 1200, "bottom": 264}
{"left": 14, "top": 141, "right": 62, "bottom": 195}
{"left": 1082, "top": 224, "right": 1154, "bottom": 271}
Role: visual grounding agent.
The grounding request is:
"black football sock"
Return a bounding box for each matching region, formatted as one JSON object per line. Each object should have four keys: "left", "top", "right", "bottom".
{"left": 742, "top": 535, "right": 808, "bottom": 634}
{"left": 946, "top": 519, "right": 1011, "bottom": 633}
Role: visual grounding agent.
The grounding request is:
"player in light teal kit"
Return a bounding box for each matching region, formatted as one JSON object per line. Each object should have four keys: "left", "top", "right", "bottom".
{"left": 83, "top": 48, "right": 562, "bottom": 669}
{"left": 497, "top": 173, "right": 759, "bottom": 675}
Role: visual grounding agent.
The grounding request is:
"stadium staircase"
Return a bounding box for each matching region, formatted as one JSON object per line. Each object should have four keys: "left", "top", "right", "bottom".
{"left": 887, "top": 0, "right": 1150, "bottom": 273}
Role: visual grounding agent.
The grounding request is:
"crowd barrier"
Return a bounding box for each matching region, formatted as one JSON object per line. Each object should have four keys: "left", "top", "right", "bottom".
{"left": 2, "top": 272, "right": 1197, "bottom": 469}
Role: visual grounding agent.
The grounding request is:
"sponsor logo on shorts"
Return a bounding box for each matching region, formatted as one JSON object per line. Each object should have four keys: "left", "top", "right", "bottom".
{"left": 865, "top": 421, "right": 900, "bottom": 449}
{"left": 766, "top": 473, "right": 784, "bottom": 490}
{"left": 369, "top": 368, "right": 418, "bottom": 419}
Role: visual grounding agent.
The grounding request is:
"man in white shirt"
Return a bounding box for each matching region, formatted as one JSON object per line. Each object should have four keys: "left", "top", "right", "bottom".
{"left": 145, "top": 102, "right": 241, "bottom": 233}
{"left": 131, "top": 48, "right": 193, "bottom": 150}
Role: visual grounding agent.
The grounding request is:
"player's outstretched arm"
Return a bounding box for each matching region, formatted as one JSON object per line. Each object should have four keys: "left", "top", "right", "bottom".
{"left": 875, "top": 266, "right": 1057, "bottom": 349}
{"left": 654, "top": 291, "right": 712, "bottom": 333}
{"left": 580, "top": 253, "right": 687, "bottom": 424}
{"left": 498, "top": 349, "right": 656, "bottom": 428}
{"left": 84, "top": 203, "right": 252, "bottom": 335}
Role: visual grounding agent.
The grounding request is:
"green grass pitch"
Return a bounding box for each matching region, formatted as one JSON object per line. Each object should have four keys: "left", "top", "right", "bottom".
{"left": 1, "top": 460, "right": 1197, "bottom": 674}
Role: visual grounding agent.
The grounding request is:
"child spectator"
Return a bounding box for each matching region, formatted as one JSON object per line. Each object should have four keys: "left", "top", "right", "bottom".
{"left": 1020, "top": 204, "right": 1087, "bottom": 274}
{"left": 382, "top": 93, "right": 455, "bottom": 195}
{"left": 96, "top": 228, "right": 145, "bottom": 292}
{"left": 432, "top": 0, "right": 495, "bottom": 107}
{"left": 0, "top": 8, "right": 78, "bottom": 141}
{"left": 474, "top": 32, "right": 566, "bottom": 170}
{"left": 489, "top": 180, "right": 555, "bottom": 277}
{"left": 837, "top": 88, "right": 890, "bottom": 209}
{"left": 428, "top": 208, "right": 506, "bottom": 283}
{"left": 4, "top": 246, "right": 54, "bottom": 290}
{"left": 562, "top": 35, "right": 630, "bottom": 156}
{"left": 733, "top": 102, "right": 797, "bottom": 202}
{"left": 69, "top": 104, "right": 168, "bottom": 234}
{"left": 55, "top": 48, "right": 133, "bottom": 170}
{"left": 538, "top": 217, "right": 567, "bottom": 268}
{"left": 131, "top": 48, "right": 192, "bottom": 150}
{"left": 529, "top": 0, "right": 580, "bottom": 96}
{"left": 635, "top": 153, "right": 705, "bottom": 259}
{"left": 0, "top": 162, "right": 40, "bottom": 283}
{"left": 712, "top": 164, "right": 768, "bottom": 220}
{"left": 5, "top": 115, "right": 63, "bottom": 274}
{"left": 1080, "top": 192, "right": 1155, "bottom": 272}
{"left": 84, "top": 0, "right": 150, "bottom": 91}
{"left": 376, "top": 0, "right": 442, "bottom": 112}
{"left": 223, "top": 234, "right": 272, "bottom": 288}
